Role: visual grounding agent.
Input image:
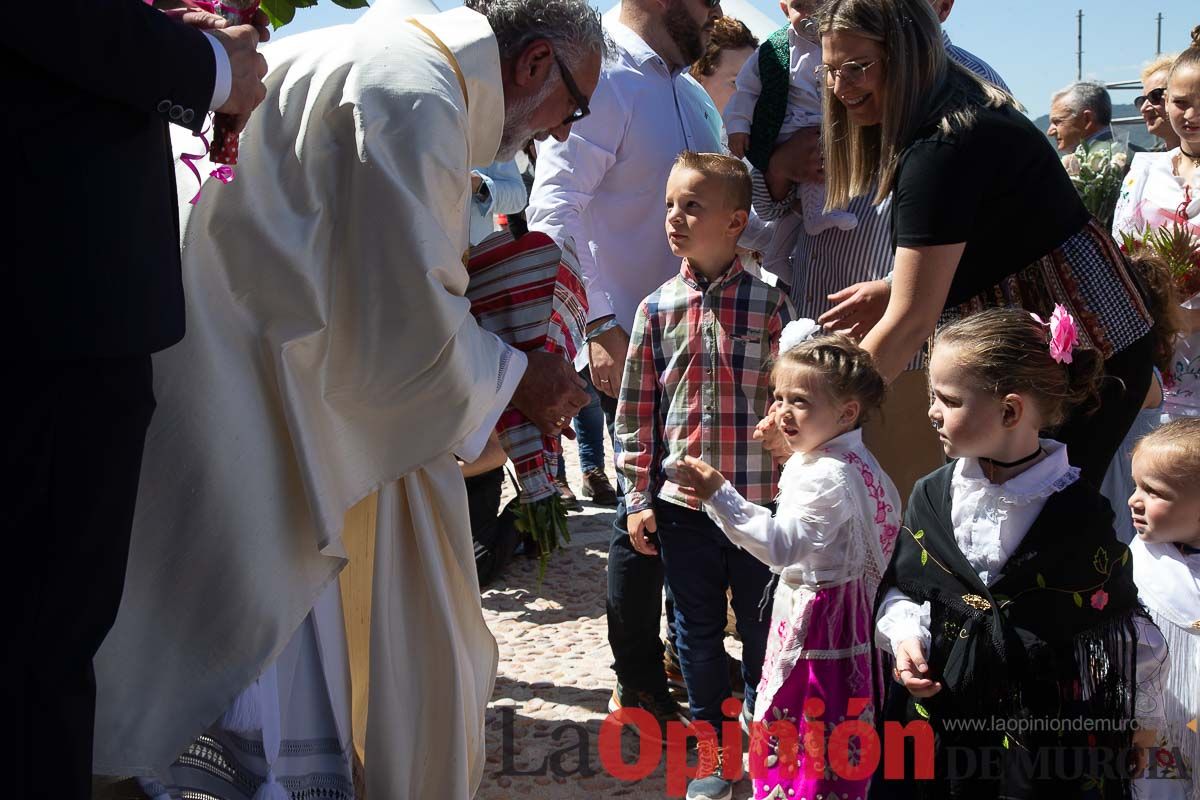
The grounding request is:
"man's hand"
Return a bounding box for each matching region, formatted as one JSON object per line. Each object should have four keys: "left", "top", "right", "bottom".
{"left": 627, "top": 509, "right": 658, "bottom": 556}
{"left": 753, "top": 404, "right": 793, "bottom": 465}
{"left": 588, "top": 324, "right": 629, "bottom": 399}
{"left": 210, "top": 24, "right": 269, "bottom": 131}
{"left": 674, "top": 456, "right": 725, "bottom": 501}
{"left": 511, "top": 350, "right": 590, "bottom": 437}
{"left": 894, "top": 638, "right": 942, "bottom": 699}
{"left": 164, "top": 7, "right": 271, "bottom": 42}
{"left": 769, "top": 127, "right": 823, "bottom": 186}
{"left": 818, "top": 279, "right": 891, "bottom": 340}
{"left": 727, "top": 132, "right": 750, "bottom": 159}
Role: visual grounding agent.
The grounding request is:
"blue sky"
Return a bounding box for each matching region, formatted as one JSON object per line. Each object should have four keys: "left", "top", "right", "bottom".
{"left": 275, "top": 0, "right": 1198, "bottom": 119}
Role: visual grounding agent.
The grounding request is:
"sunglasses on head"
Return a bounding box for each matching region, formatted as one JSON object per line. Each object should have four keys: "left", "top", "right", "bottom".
{"left": 1134, "top": 87, "right": 1167, "bottom": 107}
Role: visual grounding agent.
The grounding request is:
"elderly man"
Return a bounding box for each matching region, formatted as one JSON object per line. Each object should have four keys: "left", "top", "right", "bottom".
{"left": 92, "top": 1, "right": 603, "bottom": 798}
{"left": 1048, "top": 80, "right": 1114, "bottom": 152}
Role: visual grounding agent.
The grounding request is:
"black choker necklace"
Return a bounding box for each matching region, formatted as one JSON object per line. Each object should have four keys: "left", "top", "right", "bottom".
{"left": 981, "top": 446, "right": 1044, "bottom": 469}
{"left": 1182, "top": 148, "right": 1200, "bottom": 167}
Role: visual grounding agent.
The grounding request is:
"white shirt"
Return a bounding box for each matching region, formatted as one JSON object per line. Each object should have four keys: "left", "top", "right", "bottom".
{"left": 527, "top": 20, "right": 723, "bottom": 332}
{"left": 723, "top": 26, "right": 823, "bottom": 141}
{"left": 704, "top": 428, "right": 900, "bottom": 588}
{"left": 203, "top": 32, "right": 232, "bottom": 112}
{"left": 1112, "top": 150, "right": 1200, "bottom": 420}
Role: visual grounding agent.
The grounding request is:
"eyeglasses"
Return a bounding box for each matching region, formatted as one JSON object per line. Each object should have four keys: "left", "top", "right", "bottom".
{"left": 1133, "top": 87, "right": 1167, "bottom": 108}
{"left": 814, "top": 59, "right": 882, "bottom": 87}
{"left": 702, "top": 0, "right": 721, "bottom": 8}
{"left": 554, "top": 52, "right": 591, "bottom": 126}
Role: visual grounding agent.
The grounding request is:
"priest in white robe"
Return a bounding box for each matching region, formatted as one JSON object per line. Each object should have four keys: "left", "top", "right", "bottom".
{"left": 92, "top": 1, "right": 604, "bottom": 797}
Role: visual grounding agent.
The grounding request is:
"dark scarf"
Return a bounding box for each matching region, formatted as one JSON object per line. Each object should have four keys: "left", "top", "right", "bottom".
{"left": 746, "top": 27, "right": 791, "bottom": 173}
{"left": 877, "top": 462, "right": 1146, "bottom": 800}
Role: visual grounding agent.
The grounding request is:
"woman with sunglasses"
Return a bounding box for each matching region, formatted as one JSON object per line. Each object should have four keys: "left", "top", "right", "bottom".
{"left": 815, "top": 0, "right": 1157, "bottom": 487}
{"left": 1115, "top": 29, "right": 1200, "bottom": 427}
{"left": 1136, "top": 54, "right": 1183, "bottom": 152}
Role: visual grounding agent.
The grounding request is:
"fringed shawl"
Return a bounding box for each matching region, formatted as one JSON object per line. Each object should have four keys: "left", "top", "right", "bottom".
{"left": 881, "top": 462, "right": 1148, "bottom": 799}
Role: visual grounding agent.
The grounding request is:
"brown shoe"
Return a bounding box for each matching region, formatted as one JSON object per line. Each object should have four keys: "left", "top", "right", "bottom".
{"left": 580, "top": 469, "right": 618, "bottom": 506}
{"left": 555, "top": 477, "right": 583, "bottom": 511}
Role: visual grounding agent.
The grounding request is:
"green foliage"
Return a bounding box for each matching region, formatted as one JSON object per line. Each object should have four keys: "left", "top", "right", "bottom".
{"left": 261, "top": 0, "right": 368, "bottom": 28}
{"left": 511, "top": 494, "right": 572, "bottom": 582}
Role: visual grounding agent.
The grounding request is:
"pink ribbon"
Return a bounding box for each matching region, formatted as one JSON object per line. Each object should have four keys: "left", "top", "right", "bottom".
{"left": 179, "top": 129, "right": 236, "bottom": 206}
{"left": 186, "top": 0, "right": 260, "bottom": 24}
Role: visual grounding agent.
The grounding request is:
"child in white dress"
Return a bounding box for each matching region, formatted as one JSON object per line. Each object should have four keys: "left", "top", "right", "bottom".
{"left": 675, "top": 320, "right": 901, "bottom": 800}
{"left": 1129, "top": 419, "right": 1200, "bottom": 800}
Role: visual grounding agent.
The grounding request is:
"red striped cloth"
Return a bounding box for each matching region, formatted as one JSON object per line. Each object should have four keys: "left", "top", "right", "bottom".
{"left": 467, "top": 231, "right": 588, "bottom": 502}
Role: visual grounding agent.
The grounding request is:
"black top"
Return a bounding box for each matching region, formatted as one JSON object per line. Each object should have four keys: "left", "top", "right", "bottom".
{"left": 892, "top": 102, "right": 1092, "bottom": 308}
{"left": 1, "top": 0, "right": 216, "bottom": 358}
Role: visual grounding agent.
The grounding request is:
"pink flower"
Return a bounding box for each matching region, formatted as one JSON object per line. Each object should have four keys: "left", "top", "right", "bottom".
{"left": 1031, "top": 304, "right": 1078, "bottom": 364}
{"left": 1090, "top": 589, "right": 1109, "bottom": 610}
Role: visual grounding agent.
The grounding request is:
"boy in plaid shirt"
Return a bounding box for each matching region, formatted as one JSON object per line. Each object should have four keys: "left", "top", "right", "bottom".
{"left": 616, "top": 152, "right": 794, "bottom": 798}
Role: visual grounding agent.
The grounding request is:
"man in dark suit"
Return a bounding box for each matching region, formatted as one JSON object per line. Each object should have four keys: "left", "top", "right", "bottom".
{"left": 1, "top": 3, "right": 267, "bottom": 797}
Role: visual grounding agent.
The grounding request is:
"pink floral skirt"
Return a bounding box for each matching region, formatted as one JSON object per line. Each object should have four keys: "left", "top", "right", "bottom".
{"left": 749, "top": 582, "right": 876, "bottom": 800}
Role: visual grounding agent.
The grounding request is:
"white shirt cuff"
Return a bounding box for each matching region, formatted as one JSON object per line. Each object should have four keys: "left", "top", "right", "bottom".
{"left": 204, "top": 32, "right": 232, "bottom": 113}
{"left": 453, "top": 346, "right": 528, "bottom": 463}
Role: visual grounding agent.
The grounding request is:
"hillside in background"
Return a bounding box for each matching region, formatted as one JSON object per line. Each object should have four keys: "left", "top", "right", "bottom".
{"left": 1031, "top": 104, "right": 1159, "bottom": 151}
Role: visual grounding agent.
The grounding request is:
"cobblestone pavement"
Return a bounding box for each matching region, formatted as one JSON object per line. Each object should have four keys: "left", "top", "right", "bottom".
{"left": 476, "top": 439, "right": 752, "bottom": 800}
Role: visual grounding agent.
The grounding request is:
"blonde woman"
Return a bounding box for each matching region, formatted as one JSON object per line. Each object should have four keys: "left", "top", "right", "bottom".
{"left": 1137, "top": 52, "right": 1182, "bottom": 152}
{"left": 814, "top": 0, "right": 1156, "bottom": 484}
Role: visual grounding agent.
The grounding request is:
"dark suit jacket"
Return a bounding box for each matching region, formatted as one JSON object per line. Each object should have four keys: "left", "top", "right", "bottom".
{"left": 2, "top": 1, "right": 216, "bottom": 358}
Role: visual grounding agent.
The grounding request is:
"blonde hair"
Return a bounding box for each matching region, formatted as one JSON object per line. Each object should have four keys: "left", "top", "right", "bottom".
{"left": 672, "top": 151, "right": 753, "bottom": 213}
{"left": 933, "top": 308, "right": 1103, "bottom": 428}
{"left": 816, "top": 0, "right": 1014, "bottom": 208}
{"left": 1140, "top": 53, "right": 1177, "bottom": 84}
{"left": 1134, "top": 419, "right": 1200, "bottom": 489}
{"left": 773, "top": 333, "right": 887, "bottom": 426}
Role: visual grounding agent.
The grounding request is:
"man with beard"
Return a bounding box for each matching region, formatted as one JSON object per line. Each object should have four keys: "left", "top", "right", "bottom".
{"left": 91, "top": 1, "right": 600, "bottom": 798}
{"left": 526, "top": 0, "right": 726, "bottom": 775}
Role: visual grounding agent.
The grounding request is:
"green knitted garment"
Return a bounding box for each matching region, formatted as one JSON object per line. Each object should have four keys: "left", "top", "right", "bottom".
{"left": 746, "top": 27, "right": 791, "bottom": 173}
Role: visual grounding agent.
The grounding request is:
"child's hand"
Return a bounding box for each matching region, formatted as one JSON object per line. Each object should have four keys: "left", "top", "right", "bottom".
{"left": 728, "top": 133, "right": 750, "bottom": 159}
{"left": 674, "top": 456, "right": 726, "bottom": 501}
{"left": 894, "top": 638, "right": 942, "bottom": 698}
{"left": 627, "top": 509, "right": 659, "bottom": 556}
{"left": 1130, "top": 727, "right": 1157, "bottom": 777}
{"left": 754, "top": 405, "right": 793, "bottom": 465}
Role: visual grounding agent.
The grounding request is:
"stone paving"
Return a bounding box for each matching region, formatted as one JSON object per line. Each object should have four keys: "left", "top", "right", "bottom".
{"left": 475, "top": 438, "right": 753, "bottom": 800}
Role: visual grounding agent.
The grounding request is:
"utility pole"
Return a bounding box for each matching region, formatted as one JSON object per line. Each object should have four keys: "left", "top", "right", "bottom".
{"left": 1156, "top": 12, "right": 1163, "bottom": 54}
{"left": 1076, "top": 9, "right": 1084, "bottom": 80}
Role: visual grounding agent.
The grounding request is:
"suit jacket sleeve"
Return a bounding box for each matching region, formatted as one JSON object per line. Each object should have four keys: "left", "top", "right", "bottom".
{"left": 0, "top": 0, "right": 215, "bottom": 132}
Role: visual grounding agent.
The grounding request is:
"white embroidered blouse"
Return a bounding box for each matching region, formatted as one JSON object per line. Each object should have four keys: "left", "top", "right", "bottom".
{"left": 702, "top": 428, "right": 901, "bottom": 586}
{"left": 875, "top": 440, "right": 1169, "bottom": 727}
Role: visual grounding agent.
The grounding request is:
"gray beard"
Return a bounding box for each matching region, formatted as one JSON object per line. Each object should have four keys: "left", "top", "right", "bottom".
{"left": 497, "top": 77, "right": 559, "bottom": 161}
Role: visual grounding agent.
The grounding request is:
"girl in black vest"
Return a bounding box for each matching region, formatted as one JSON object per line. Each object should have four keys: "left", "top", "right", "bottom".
{"left": 874, "top": 308, "right": 1168, "bottom": 799}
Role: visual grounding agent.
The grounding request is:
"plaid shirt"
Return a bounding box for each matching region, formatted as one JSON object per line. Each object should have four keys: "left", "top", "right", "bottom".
{"left": 616, "top": 257, "right": 794, "bottom": 514}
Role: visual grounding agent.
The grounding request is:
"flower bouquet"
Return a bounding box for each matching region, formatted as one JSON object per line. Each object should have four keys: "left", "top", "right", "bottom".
{"left": 1062, "top": 139, "right": 1129, "bottom": 230}
{"left": 1118, "top": 223, "right": 1200, "bottom": 301}
{"left": 175, "top": 0, "right": 367, "bottom": 164}
{"left": 466, "top": 231, "right": 589, "bottom": 580}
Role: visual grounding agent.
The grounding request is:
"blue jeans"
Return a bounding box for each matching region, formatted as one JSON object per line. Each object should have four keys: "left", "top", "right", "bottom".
{"left": 655, "top": 501, "right": 774, "bottom": 728}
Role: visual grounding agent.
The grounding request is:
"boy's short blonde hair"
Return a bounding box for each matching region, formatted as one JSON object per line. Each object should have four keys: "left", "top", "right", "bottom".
{"left": 1134, "top": 418, "right": 1200, "bottom": 488}
{"left": 672, "top": 151, "right": 752, "bottom": 213}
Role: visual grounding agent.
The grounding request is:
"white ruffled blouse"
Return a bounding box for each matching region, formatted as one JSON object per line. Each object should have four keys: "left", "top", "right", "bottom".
{"left": 703, "top": 428, "right": 899, "bottom": 586}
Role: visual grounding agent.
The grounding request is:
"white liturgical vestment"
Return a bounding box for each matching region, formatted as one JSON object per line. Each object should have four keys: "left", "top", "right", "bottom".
{"left": 94, "top": 5, "right": 519, "bottom": 798}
